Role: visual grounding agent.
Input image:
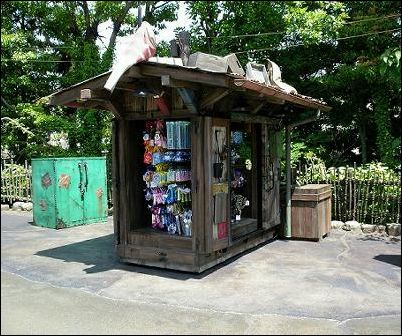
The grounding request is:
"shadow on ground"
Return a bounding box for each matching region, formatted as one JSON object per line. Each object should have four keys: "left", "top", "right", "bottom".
{"left": 35, "top": 233, "right": 278, "bottom": 280}
{"left": 374, "top": 254, "right": 401, "bottom": 267}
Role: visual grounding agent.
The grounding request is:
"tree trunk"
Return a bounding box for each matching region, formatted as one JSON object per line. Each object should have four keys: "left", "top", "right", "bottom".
{"left": 359, "top": 120, "right": 367, "bottom": 164}
{"left": 106, "top": 1, "right": 136, "bottom": 52}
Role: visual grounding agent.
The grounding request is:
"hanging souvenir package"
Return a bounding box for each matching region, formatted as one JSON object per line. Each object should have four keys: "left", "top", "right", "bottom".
{"left": 141, "top": 119, "right": 192, "bottom": 236}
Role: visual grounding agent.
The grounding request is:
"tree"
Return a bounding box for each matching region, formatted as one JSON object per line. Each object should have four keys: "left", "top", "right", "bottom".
{"left": 185, "top": 1, "right": 401, "bottom": 167}
{"left": 1, "top": 1, "right": 179, "bottom": 161}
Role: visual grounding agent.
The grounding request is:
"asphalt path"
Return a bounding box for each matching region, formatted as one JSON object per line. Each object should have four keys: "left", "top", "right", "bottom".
{"left": 1, "top": 211, "right": 400, "bottom": 334}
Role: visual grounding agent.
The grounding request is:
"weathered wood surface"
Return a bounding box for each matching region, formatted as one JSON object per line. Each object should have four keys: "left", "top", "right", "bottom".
{"left": 203, "top": 117, "right": 231, "bottom": 252}
{"left": 121, "top": 245, "right": 197, "bottom": 272}
{"left": 192, "top": 117, "right": 206, "bottom": 254}
{"left": 112, "top": 120, "right": 120, "bottom": 245}
{"left": 291, "top": 185, "right": 332, "bottom": 240}
{"left": 233, "top": 79, "right": 332, "bottom": 112}
{"left": 49, "top": 62, "right": 330, "bottom": 116}
{"left": 128, "top": 230, "right": 192, "bottom": 250}
{"left": 231, "top": 218, "right": 258, "bottom": 240}
{"left": 197, "top": 228, "right": 275, "bottom": 273}
{"left": 118, "top": 227, "right": 276, "bottom": 273}
{"left": 200, "top": 89, "right": 230, "bottom": 109}
{"left": 251, "top": 124, "right": 259, "bottom": 221}
{"left": 261, "top": 127, "right": 281, "bottom": 229}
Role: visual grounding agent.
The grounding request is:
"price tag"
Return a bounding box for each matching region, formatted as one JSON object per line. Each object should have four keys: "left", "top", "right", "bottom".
{"left": 236, "top": 215, "right": 241, "bottom": 221}
{"left": 245, "top": 200, "right": 250, "bottom": 206}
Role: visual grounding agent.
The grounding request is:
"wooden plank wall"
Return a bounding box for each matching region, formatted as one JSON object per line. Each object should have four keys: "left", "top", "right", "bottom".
{"left": 192, "top": 117, "right": 206, "bottom": 255}
{"left": 117, "top": 119, "right": 147, "bottom": 248}
{"left": 261, "top": 126, "right": 281, "bottom": 229}
{"left": 204, "top": 117, "right": 230, "bottom": 252}
{"left": 122, "top": 89, "right": 185, "bottom": 113}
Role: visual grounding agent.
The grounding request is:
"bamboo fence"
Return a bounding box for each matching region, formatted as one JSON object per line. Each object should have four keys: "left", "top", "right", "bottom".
{"left": 1, "top": 159, "right": 32, "bottom": 203}
{"left": 295, "top": 162, "right": 401, "bottom": 225}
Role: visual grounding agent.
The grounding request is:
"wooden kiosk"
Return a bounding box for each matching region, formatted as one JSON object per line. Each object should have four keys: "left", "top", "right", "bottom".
{"left": 49, "top": 57, "right": 330, "bottom": 272}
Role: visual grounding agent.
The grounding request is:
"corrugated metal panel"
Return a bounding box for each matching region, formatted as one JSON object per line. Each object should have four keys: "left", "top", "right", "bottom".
{"left": 31, "top": 157, "right": 107, "bottom": 229}
{"left": 32, "top": 159, "right": 56, "bottom": 228}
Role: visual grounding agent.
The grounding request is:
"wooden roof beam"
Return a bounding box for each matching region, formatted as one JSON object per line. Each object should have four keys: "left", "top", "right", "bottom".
{"left": 49, "top": 75, "right": 109, "bottom": 106}
{"left": 251, "top": 101, "right": 266, "bottom": 114}
{"left": 131, "top": 64, "right": 232, "bottom": 88}
{"left": 234, "top": 79, "right": 331, "bottom": 112}
{"left": 161, "top": 75, "right": 200, "bottom": 90}
{"left": 177, "top": 88, "right": 198, "bottom": 114}
{"left": 231, "top": 112, "right": 281, "bottom": 125}
{"left": 80, "top": 89, "right": 123, "bottom": 119}
{"left": 80, "top": 88, "right": 111, "bottom": 101}
{"left": 200, "top": 89, "right": 230, "bottom": 109}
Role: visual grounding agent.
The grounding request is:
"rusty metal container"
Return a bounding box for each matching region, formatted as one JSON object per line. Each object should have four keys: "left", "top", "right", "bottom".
{"left": 291, "top": 184, "right": 332, "bottom": 240}
{"left": 31, "top": 157, "right": 107, "bottom": 229}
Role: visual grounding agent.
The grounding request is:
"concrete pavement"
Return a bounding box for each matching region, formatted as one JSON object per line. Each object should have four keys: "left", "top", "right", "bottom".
{"left": 1, "top": 212, "right": 401, "bottom": 334}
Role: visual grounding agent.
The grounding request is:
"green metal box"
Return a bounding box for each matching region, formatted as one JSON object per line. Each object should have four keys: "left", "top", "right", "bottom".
{"left": 31, "top": 157, "right": 108, "bottom": 229}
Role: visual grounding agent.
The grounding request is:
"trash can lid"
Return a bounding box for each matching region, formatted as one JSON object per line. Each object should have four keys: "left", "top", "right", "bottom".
{"left": 292, "top": 184, "right": 331, "bottom": 200}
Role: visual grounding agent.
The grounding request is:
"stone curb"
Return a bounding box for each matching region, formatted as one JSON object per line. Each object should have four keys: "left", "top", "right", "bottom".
{"left": 331, "top": 220, "right": 401, "bottom": 237}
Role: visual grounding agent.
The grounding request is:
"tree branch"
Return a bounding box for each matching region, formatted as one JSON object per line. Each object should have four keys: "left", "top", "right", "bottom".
{"left": 1, "top": 117, "right": 35, "bottom": 137}
{"left": 153, "top": 1, "right": 174, "bottom": 11}
{"left": 106, "top": 1, "right": 137, "bottom": 52}
{"left": 1, "top": 96, "right": 15, "bottom": 111}
{"left": 81, "top": 1, "right": 91, "bottom": 31}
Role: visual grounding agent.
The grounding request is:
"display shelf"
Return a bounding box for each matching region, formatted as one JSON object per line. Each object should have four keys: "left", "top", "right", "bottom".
{"left": 142, "top": 119, "right": 193, "bottom": 238}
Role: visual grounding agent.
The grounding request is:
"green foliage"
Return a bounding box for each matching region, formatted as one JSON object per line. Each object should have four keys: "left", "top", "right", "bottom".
{"left": 372, "top": 93, "right": 400, "bottom": 168}
{"left": 283, "top": 1, "right": 348, "bottom": 44}
{"left": 1, "top": 1, "right": 179, "bottom": 163}
{"left": 379, "top": 47, "right": 401, "bottom": 86}
{"left": 156, "top": 41, "right": 172, "bottom": 57}
{"left": 186, "top": 1, "right": 349, "bottom": 63}
{"left": 185, "top": 1, "right": 400, "bottom": 168}
{"left": 1, "top": 163, "right": 31, "bottom": 178}
{"left": 293, "top": 151, "right": 326, "bottom": 182}
{"left": 1, "top": 1, "right": 400, "bottom": 171}
{"left": 68, "top": 109, "right": 113, "bottom": 156}
{"left": 285, "top": 2, "right": 400, "bottom": 167}
{"left": 298, "top": 160, "right": 399, "bottom": 189}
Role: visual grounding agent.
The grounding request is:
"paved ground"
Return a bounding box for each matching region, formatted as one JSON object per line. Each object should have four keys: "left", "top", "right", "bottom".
{"left": 1, "top": 211, "right": 401, "bottom": 335}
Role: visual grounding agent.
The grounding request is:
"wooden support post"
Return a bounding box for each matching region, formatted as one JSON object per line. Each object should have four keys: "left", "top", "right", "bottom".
{"left": 285, "top": 125, "right": 292, "bottom": 238}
